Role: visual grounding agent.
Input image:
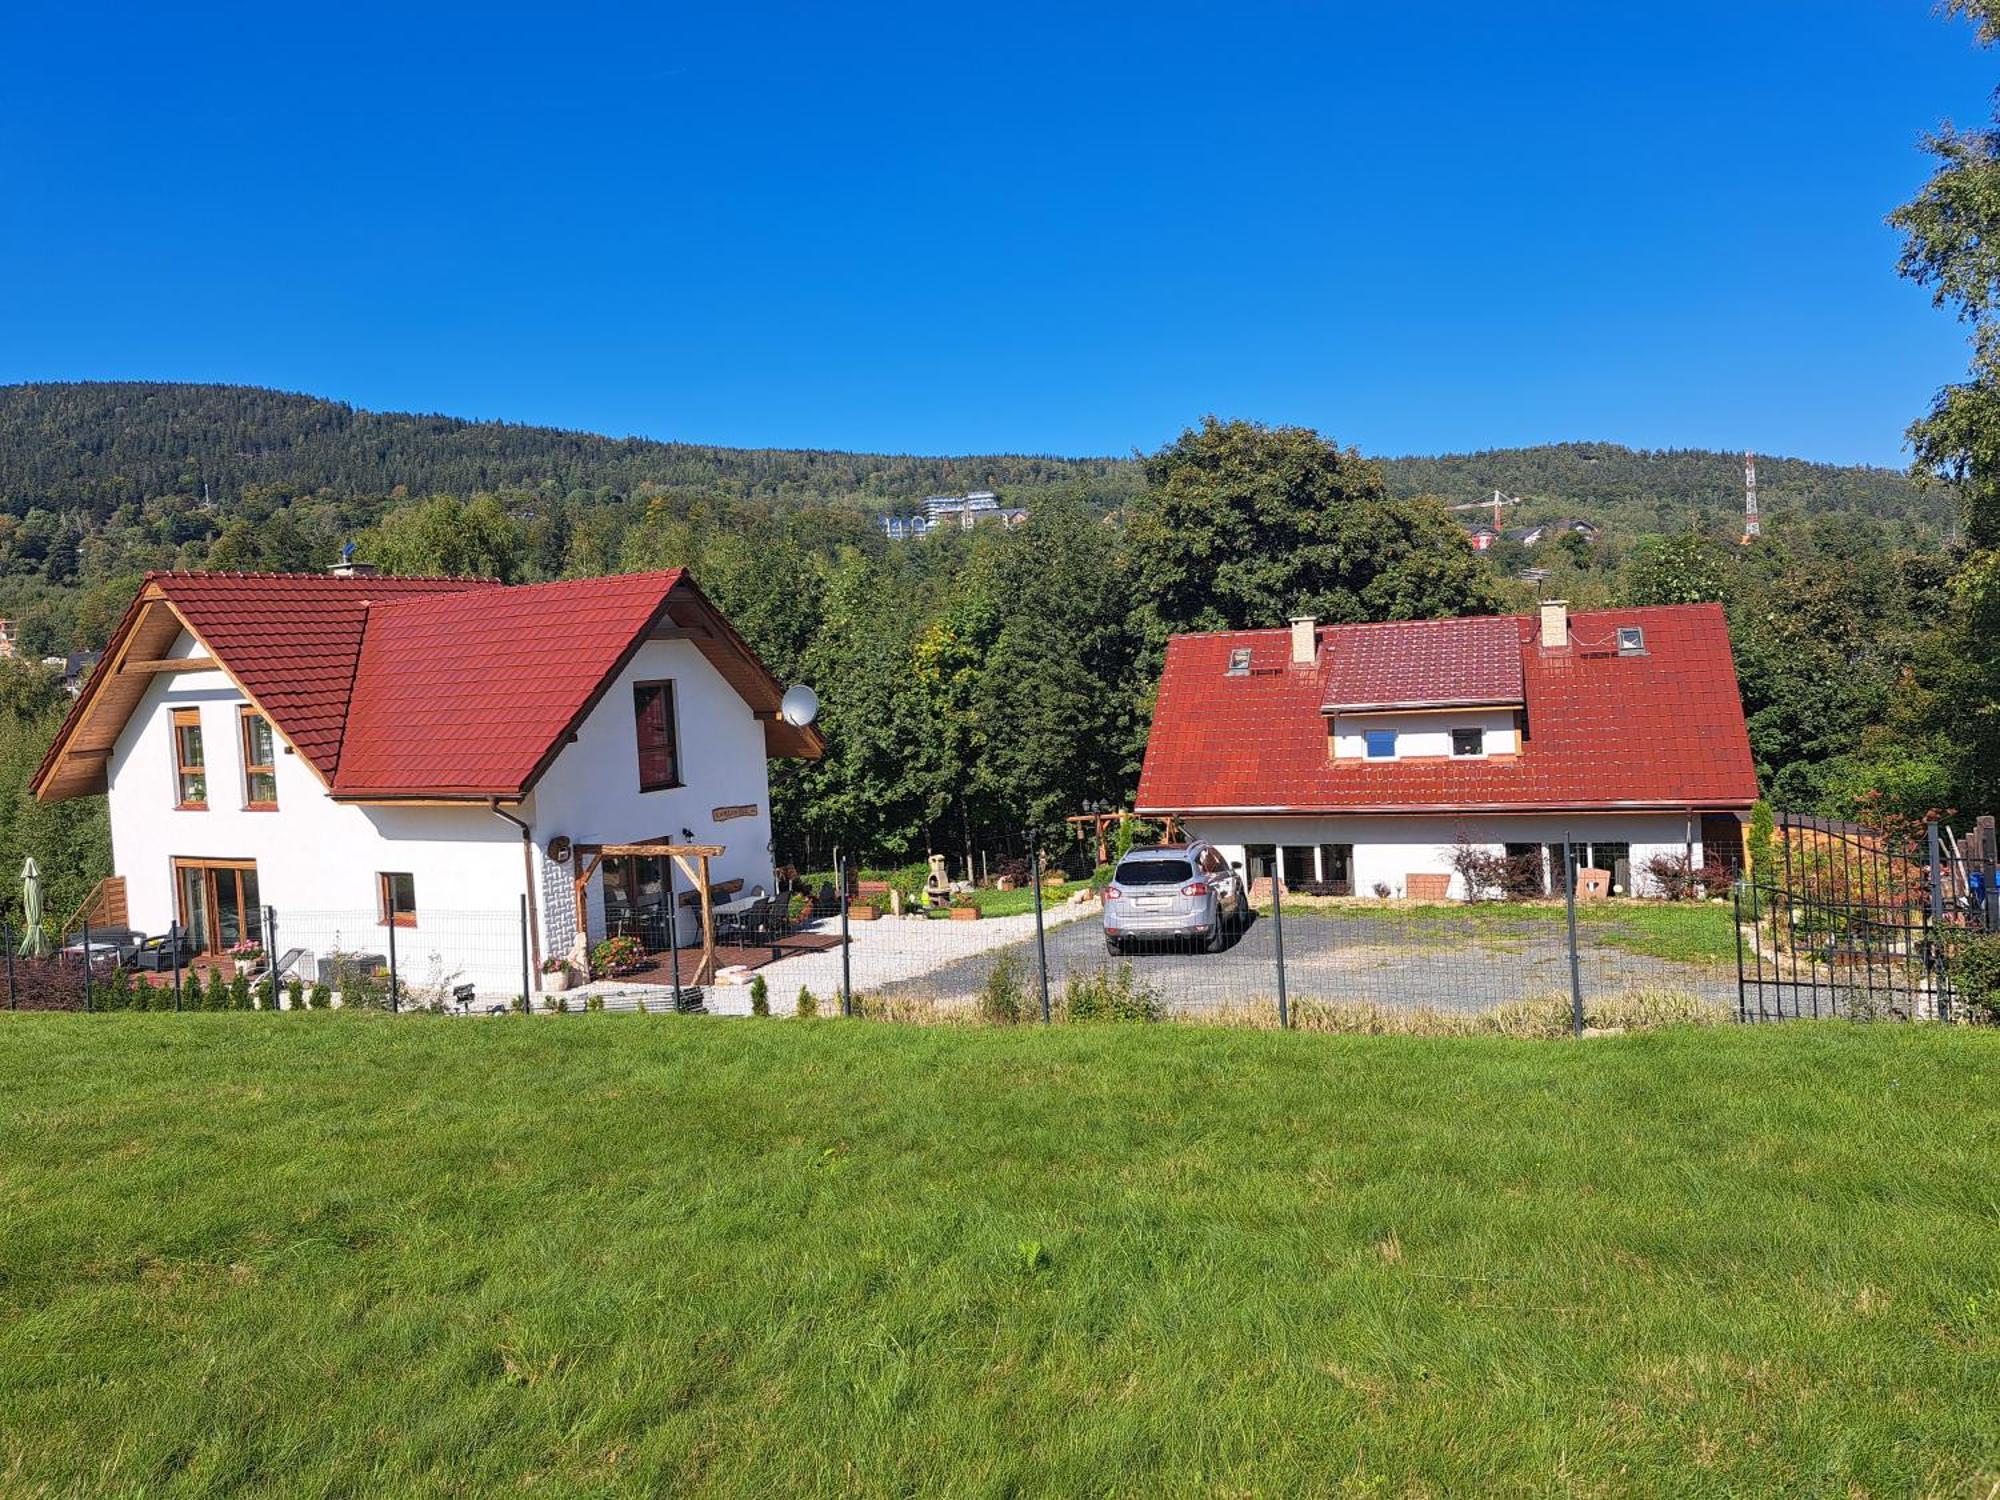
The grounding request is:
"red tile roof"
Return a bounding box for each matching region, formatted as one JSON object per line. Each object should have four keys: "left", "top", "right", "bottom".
{"left": 155, "top": 572, "right": 497, "bottom": 778}
{"left": 334, "top": 572, "right": 690, "bottom": 798}
{"left": 34, "top": 568, "right": 816, "bottom": 803}
{"left": 1318, "top": 615, "right": 1523, "bottom": 710}
{"left": 1136, "top": 603, "right": 1758, "bottom": 814}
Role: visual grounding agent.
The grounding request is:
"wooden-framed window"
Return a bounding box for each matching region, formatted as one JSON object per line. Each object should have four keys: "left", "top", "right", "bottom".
{"left": 240, "top": 708, "right": 278, "bottom": 809}
{"left": 173, "top": 857, "right": 261, "bottom": 953}
{"left": 632, "top": 680, "right": 680, "bottom": 791}
{"left": 378, "top": 872, "right": 417, "bottom": 928}
{"left": 171, "top": 707, "right": 207, "bottom": 808}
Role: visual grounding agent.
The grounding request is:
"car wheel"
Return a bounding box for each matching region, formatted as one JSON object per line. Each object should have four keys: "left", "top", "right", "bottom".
{"left": 1205, "top": 919, "right": 1227, "bottom": 954}
{"left": 1105, "top": 935, "right": 1123, "bottom": 957}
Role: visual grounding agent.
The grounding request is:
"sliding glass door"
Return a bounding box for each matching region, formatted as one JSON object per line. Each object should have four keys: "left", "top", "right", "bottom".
{"left": 174, "top": 859, "right": 262, "bottom": 953}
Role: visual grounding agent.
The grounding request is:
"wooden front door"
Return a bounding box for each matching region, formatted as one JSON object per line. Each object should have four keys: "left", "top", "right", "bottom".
{"left": 173, "top": 858, "right": 263, "bottom": 954}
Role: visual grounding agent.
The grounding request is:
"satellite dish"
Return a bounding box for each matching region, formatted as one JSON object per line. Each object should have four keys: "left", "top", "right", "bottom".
{"left": 779, "top": 684, "right": 820, "bottom": 728}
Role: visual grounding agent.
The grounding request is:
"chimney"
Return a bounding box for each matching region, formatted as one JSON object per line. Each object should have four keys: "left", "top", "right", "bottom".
{"left": 329, "top": 542, "right": 377, "bottom": 580}
{"left": 1289, "top": 615, "right": 1317, "bottom": 668}
{"left": 1539, "top": 599, "right": 1569, "bottom": 650}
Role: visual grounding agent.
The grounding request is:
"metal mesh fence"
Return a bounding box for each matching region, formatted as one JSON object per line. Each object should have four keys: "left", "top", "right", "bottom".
{"left": 18, "top": 817, "right": 1984, "bottom": 1024}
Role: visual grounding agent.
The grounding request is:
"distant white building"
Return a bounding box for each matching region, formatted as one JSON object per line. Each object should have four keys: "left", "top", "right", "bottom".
{"left": 882, "top": 491, "right": 1027, "bottom": 539}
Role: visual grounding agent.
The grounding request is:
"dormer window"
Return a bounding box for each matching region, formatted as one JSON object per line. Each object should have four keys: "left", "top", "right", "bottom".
{"left": 1364, "top": 730, "right": 1397, "bottom": 759}
{"left": 1225, "top": 647, "right": 1252, "bottom": 677}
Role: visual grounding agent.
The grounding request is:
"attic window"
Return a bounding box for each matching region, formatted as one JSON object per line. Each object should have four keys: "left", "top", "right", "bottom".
{"left": 1616, "top": 626, "right": 1646, "bottom": 656}
{"left": 1225, "top": 647, "right": 1252, "bottom": 677}
{"left": 1364, "top": 730, "right": 1398, "bottom": 759}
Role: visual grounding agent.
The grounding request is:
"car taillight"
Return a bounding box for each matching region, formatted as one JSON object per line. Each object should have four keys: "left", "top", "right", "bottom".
{"left": 1104, "top": 885, "right": 1122, "bottom": 900}
{"left": 1181, "top": 881, "right": 1210, "bottom": 897}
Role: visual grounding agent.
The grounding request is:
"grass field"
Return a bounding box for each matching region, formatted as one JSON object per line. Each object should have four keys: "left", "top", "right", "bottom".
{"left": 1, "top": 1015, "right": 1995, "bottom": 1497}
{"left": 1268, "top": 898, "right": 1740, "bottom": 966}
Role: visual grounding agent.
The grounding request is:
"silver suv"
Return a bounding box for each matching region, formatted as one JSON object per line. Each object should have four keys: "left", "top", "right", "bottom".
{"left": 1102, "top": 842, "right": 1248, "bottom": 955}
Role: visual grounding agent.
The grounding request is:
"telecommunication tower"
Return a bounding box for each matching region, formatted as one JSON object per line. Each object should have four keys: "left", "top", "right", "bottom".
{"left": 1742, "top": 451, "right": 1761, "bottom": 543}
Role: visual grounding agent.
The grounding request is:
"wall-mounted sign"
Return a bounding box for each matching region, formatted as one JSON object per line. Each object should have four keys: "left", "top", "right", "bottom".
{"left": 712, "top": 804, "right": 758, "bottom": 823}
{"left": 547, "top": 836, "right": 573, "bottom": 865}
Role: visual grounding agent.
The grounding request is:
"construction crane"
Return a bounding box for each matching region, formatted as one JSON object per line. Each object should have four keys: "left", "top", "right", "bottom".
{"left": 1446, "top": 489, "right": 1524, "bottom": 527}
{"left": 1741, "top": 452, "right": 1761, "bottom": 544}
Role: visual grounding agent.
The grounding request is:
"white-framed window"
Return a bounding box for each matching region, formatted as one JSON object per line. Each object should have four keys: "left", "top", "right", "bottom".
{"left": 1451, "top": 726, "right": 1486, "bottom": 757}
{"left": 1363, "top": 730, "right": 1397, "bottom": 759}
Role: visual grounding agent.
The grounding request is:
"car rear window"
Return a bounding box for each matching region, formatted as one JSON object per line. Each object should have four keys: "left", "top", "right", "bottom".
{"left": 1115, "top": 858, "right": 1193, "bottom": 886}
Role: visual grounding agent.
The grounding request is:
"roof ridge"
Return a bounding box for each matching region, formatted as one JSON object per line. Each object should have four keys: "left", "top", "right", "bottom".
{"left": 144, "top": 568, "right": 502, "bottom": 584}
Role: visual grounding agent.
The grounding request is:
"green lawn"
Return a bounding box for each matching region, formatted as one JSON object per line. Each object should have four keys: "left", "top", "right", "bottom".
{"left": 1268, "top": 898, "right": 1740, "bottom": 966}
{"left": 1, "top": 1016, "right": 1995, "bottom": 1497}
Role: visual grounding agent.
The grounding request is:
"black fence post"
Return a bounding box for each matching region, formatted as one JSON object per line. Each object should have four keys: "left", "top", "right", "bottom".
{"left": 1732, "top": 886, "right": 1747, "bottom": 1024}
{"left": 1271, "top": 868, "right": 1290, "bottom": 1029}
{"left": 662, "top": 849, "right": 683, "bottom": 1012}
{"left": 1031, "top": 834, "right": 1052, "bottom": 1024}
{"left": 1562, "top": 833, "right": 1584, "bottom": 1036}
{"left": 4, "top": 923, "right": 13, "bottom": 1011}
{"left": 1928, "top": 818, "right": 1949, "bottom": 1022}
{"left": 264, "top": 905, "right": 276, "bottom": 1009}
{"left": 82, "top": 915, "right": 93, "bottom": 1013}
{"left": 171, "top": 924, "right": 181, "bottom": 1012}
{"left": 520, "top": 893, "right": 532, "bottom": 1014}
{"left": 837, "top": 854, "right": 853, "bottom": 1017}
{"left": 387, "top": 910, "right": 399, "bottom": 1014}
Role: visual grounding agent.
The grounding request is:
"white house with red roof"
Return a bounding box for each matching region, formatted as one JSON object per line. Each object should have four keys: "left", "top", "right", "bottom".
{"left": 31, "top": 566, "right": 821, "bottom": 995}
{"left": 1135, "top": 601, "right": 1758, "bottom": 899}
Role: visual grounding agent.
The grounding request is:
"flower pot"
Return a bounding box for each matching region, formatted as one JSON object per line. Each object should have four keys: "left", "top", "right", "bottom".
{"left": 948, "top": 906, "right": 982, "bottom": 921}
{"left": 850, "top": 903, "right": 881, "bottom": 922}
{"left": 542, "top": 968, "right": 572, "bottom": 993}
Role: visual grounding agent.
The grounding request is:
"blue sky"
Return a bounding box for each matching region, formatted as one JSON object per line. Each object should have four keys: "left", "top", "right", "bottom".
{"left": 2, "top": 2, "right": 1992, "bottom": 467}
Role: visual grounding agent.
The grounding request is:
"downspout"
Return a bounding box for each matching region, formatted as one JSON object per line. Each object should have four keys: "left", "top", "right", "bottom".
{"left": 490, "top": 799, "right": 543, "bottom": 991}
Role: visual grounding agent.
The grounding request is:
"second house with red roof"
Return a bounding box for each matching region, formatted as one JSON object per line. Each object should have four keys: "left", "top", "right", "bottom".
{"left": 1134, "top": 600, "right": 1759, "bottom": 900}
{"left": 32, "top": 562, "right": 822, "bottom": 997}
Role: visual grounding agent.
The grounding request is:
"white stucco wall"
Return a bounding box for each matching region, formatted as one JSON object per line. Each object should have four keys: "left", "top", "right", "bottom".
{"left": 1186, "top": 812, "right": 1706, "bottom": 900}
{"left": 102, "top": 629, "right": 779, "bottom": 994}
{"left": 1329, "top": 708, "right": 1519, "bottom": 761}
{"left": 524, "top": 635, "right": 776, "bottom": 950}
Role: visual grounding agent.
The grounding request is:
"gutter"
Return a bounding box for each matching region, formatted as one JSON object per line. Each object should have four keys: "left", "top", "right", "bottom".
{"left": 489, "top": 799, "right": 543, "bottom": 992}
{"left": 1135, "top": 800, "right": 1758, "bottom": 817}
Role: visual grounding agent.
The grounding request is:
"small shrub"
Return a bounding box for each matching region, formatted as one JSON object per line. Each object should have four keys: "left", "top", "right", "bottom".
{"left": 286, "top": 976, "right": 305, "bottom": 1012}
{"left": 1061, "top": 963, "right": 1162, "bottom": 1023}
{"left": 308, "top": 980, "right": 332, "bottom": 1011}
{"left": 543, "top": 992, "right": 570, "bottom": 1014}
{"left": 181, "top": 973, "right": 203, "bottom": 1012}
{"left": 509, "top": 993, "right": 529, "bottom": 1014}
{"left": 204, "top": 971, "right": 230, "bottom": 1012}
{"left": 254, "top": 978, "right": 276, "bottom": 1012}
{"left": 795, "top": 985, "right": 818, "bottom": 1019}
{"left": 585, "top": 993, "right": 605, "bottom": 1012}
{"left": 1644, "top": 852, "right": 1737, "bottom": 901}
{"left": 97, "top": 966, "right": 130, "bottom": 1011}
{"left": 976, "top": 951, "right": 1025, "bottom": 1024}
{"left": 1949, "top": 930, "right": 2000, "bottom": 1024}
{"left": 749, "top": 974, "right": 770, "bottom": 1016}
{"left": 786, "top": 890, "right": 812, "bottom": 925}
{"left": 229, "top": 971, "right": 253, "bottom": 1011}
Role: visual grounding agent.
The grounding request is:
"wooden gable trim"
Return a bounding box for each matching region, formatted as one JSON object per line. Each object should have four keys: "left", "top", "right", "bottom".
{"left": 31, "top": 583, "right": 333, "bottom": 802}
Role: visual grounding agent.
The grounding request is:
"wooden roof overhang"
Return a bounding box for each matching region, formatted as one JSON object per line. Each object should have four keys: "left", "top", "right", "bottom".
{"left": 31, "top": 581, "right": 329, "bottom": 803}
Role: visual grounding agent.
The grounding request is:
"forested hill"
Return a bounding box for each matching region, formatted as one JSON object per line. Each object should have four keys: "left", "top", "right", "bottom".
{"left": 0, "top": 381, "right": 1941, "bottom": 532}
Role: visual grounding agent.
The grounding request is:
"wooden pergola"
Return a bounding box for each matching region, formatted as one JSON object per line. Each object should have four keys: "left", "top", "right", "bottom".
{"left": 571, "top": 840, "right": 725, "bottom": 984}
{"left": 1065, "top": 810, "right": 1180, "bottom": 865}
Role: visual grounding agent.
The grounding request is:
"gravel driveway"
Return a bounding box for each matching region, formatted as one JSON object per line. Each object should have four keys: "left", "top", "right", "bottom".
{"left": 864, "top": 907, "right": 1739, "bottom": 1016}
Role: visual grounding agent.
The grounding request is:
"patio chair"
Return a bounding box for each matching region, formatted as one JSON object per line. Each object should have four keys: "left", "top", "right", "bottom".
{"left": 129, "top": 923, "right": 197, "bottom": 973}
{"left": 717, "top": 896, "right": 779, "bottom": 951}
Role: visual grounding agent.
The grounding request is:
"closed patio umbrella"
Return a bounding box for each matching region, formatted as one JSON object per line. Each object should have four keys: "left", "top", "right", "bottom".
{"left": 18, "top": 857, "right": 49, "bottom": 958}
